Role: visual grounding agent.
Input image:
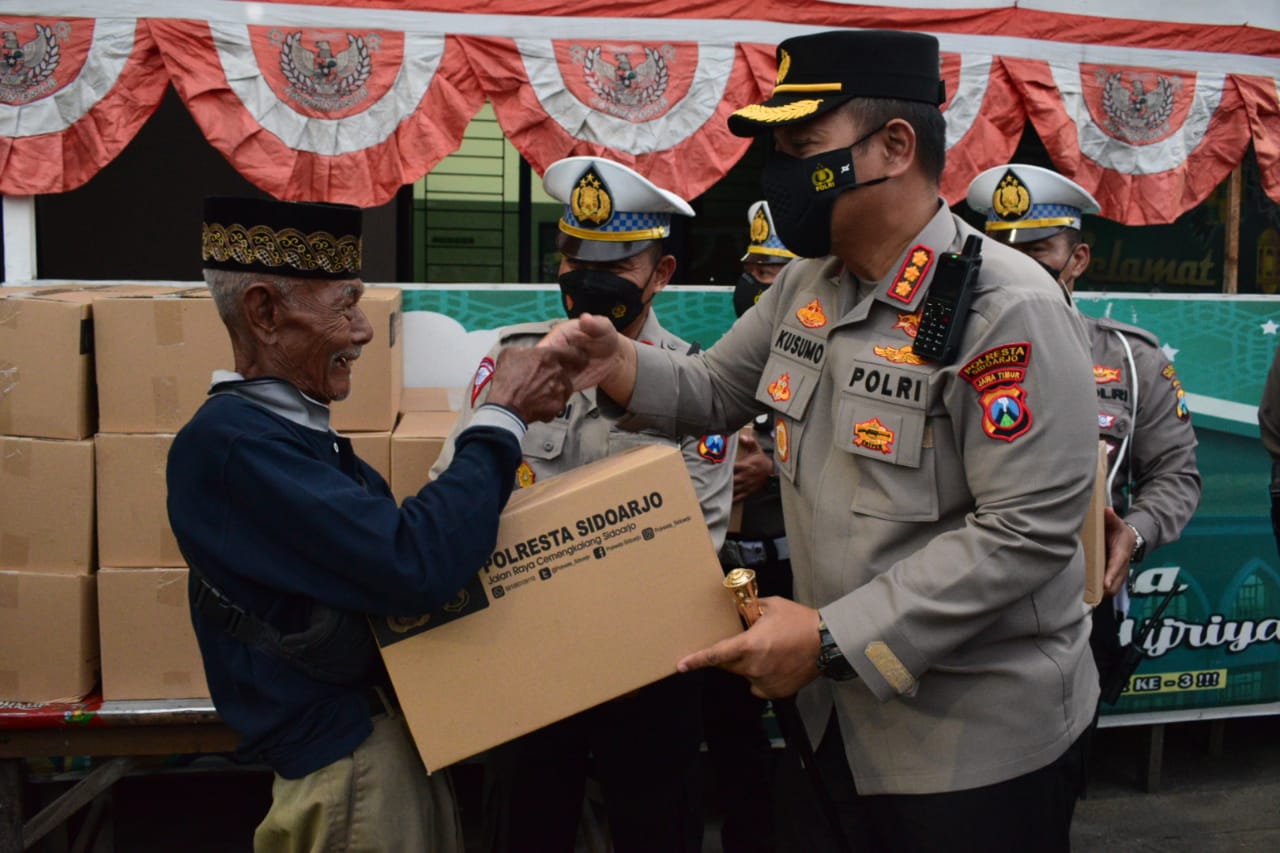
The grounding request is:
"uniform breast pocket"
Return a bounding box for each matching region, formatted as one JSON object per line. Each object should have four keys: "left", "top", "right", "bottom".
{"left": 755, "top": 354, "right": 821, "bottom": 487}
{"left": 606, "top": 427, "right": 675, "bottom": 455}
{"left": 835, "top": 393, "right": 940, "bottom": 522}
{"left": 521, "top": 421, "right": 570, "bottom": 486}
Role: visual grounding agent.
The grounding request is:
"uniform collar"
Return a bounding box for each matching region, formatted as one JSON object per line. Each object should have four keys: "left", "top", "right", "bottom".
{"left": 634, "top": 308, "right": 676, "bottom": 350}
{"left": 208, "top": 370, "right": 333, "bottom": 433}
{"left": 868, "top": 201, "right": 958, "bottom": 314}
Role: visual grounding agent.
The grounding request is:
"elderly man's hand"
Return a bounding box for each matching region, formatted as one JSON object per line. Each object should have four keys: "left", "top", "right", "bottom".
{"left": 539, "top": 314, "right": 634, "bottom": 397}
{"left": 486, "top": 346, "right": 584, "bottom": 424}
{"left": 676, "top": 597, "right": 822, "bottom": 699}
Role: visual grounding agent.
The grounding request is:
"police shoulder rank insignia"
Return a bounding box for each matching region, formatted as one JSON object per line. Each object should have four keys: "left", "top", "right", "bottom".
{"left": 889, "top": 246, "right": 933, "bottom": 304}
{"left": 697, "top": 434, "right": 727, "bottom": 463}
{"left": 853, "top": 417, "right": 895, "bottom": 455}
{"left": 768, "top": 372, "right": 793, "bottom": 402}
{"left": 1093, "top": 364, "right": 1121, "bottom": 383}
{"left": 470, "top": 356, "right": 496, "bottom": 407}
{"left": 570, "top": 165, "right": 613, "bottom": 227}
{"left": 796, "top": 298, "right": 827, "bottom": 328}
{"left": 960, "top": 342, "right": 1033, "bottom": 442}
{"left": 992, "top": 169, "right": 1031, "bottom": 221}
{"left": 516, "top": 461, "right": 536, "bottom": 488}
{"left": 775, "top": 418, "right": 790, "bottom": 462}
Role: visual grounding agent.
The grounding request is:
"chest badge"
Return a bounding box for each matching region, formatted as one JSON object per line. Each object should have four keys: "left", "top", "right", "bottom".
{"left": 853, "top": 417, "right": 895, "bottom": 455}
{"left": 873, "top": 343, "right": 925, "bottom": 365}
{"left": 1098, "top": 413, "right": 1116, "bottom": 429}
{"left": 893, "top": 310, "right": 922, "bottom": 339}
{"left": 775, "top": 418, "right": 790, "bottom": 462}
{"left": 889, "top": 246, "right": 933, "bottom": 304}
{"left": 516, "top": 461, "right": 536, "bottom": 488}
{"left": 796, "top": 299, "right": 827, "bottom": 329}
{"left": 1094, "top": 365, "right": 1121, "bottom": 384}
{"left": 768, "top": 372, "right": 793, "bottom": 402}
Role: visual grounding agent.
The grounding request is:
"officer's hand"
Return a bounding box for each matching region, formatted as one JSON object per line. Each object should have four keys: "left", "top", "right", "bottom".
{"left": 486, "top": 346, "right": 583, "bottom": 424}
{"left": 539, "top": 314, "right": 635, "bottom": 397}
{"left": 732, "top": 430, "right": 773, "bottom": 502}
{"left": 676, "top": 597, "right": 821, "bottom": 699}
{"left": 1102, "top": 507, "right": 1134, "bottom": 597}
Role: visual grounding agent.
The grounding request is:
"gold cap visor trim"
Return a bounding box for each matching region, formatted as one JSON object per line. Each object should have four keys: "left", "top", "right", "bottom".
{"left": 731, "top": 98, "right": 824, "bottom": 124}
{"left": 746, "top": 245, "right": 798, "bottom": 259}
{"left": 984, "top": 216, "right": 1078, "bottom": 232}
{"left": 771, "top": 82, "right": 843, "bottom": 93}
{"left": 558, "top": 219, "right": 668, "bottom": 242}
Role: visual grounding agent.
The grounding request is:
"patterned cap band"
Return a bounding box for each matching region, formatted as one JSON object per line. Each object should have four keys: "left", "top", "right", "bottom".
{"left": 201, "top": 196, "right": 363, "bottom": 279}
{"left": 984, "top": 203, "right": 1082, "bottom": 232}
{"left": 559, "top": 209, "right": 670, "bottom": 242}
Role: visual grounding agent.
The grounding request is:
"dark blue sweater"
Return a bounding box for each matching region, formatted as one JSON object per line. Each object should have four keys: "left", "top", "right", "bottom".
{"left": 167, "top": 391, "right": 521, "bottom": 778}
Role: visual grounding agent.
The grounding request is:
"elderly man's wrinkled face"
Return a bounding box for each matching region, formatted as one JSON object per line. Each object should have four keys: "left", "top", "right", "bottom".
{"left": 274, "top": 278, "right": 373, "bottom": 403}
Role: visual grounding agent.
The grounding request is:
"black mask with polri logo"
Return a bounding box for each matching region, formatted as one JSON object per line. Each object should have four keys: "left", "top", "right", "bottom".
{"left": 733, "top": 272, "right": 769, "bottom": 318}
{"left": 760, "top": 124, "right": 890, "bottom": 258}
{"left": 558, "top": 267, "right": 648, "bottom": 332}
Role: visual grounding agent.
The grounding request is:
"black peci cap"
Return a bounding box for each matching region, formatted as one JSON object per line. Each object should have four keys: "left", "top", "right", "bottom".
{"left": 729, "top": 30, "right": 944, "bottom": 137}
{"left": 201, "top": 196, "right": 363, "bottom": 279}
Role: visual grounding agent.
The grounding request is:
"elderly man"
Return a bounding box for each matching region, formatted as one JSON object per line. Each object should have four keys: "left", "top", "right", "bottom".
{"left": 966, "top": 164, "right": 1201, "bottom": 695}
{"left": 432, "top": 156, "right": 733, "bottom": 853}
{"left": 549, "top": 29, "right": 1099, "bottom": 853}
{"left": 167, "top": 196, "right": 581, "bottom": 853}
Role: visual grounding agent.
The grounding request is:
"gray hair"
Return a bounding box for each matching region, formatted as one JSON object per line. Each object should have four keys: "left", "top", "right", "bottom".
{"left": 203, "top": 269, "right": 300, "bottom": 337}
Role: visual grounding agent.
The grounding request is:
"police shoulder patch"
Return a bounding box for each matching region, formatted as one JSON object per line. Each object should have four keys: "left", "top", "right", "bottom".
{"left": 470, "top": 356, "right": 496, "bottom": 408}
{"left": 698, "top": 434, "right": 727, "bottom": 463}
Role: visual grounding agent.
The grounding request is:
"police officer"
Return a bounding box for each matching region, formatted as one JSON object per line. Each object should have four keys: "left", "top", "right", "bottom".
{"left": 548, "top": 29, "right": 1101, "bottom": 853}
{"left": 431, "top": 156, "right": 734, "bottom": 853}
{"left": 966, "top": 164, "right": 1202, "bottom": 691}
{"left": 707, "top": 201, "right": 796, "bottom": 853}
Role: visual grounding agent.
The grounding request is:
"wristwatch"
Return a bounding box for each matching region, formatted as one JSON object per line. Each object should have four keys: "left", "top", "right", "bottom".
{"left": 816, "top": 619, "right": 857, "bottom": 681}
{"left": 1125, "top": 522, "right": 1147, "bottom": 564}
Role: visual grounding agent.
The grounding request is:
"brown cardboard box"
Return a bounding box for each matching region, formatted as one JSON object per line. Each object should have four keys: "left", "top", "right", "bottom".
{"left": 1082, "top": 440, "right": 1108, "bottom": 607}
{"left": 390, "top": 410, "right": 459, "bottom": 503}
{"left": 93, "top": 289, "right": 231, "bottom": 434}
{"left": 372, "top": 444, "right": 743, "bottom": 771}
{"left": 348, "top": 431, "right": 392, "bottom": 487}
{"left": 96, "top": 433, "right": 184, "bottom": 568}
{"left": 0, "top": 287, "right": 97, "bottom": 439}
{"left": 331, "top": 287, "right": 403, "bottom": 432}
{"left": 0, "top": 435, "right": 95, "bottom": 573}
{"left": 399, "top": 386, "right": 463, "bottom": 414}
{"left": 98, "top": 567, "right": 209, "bottom": 700}
{"left": 0, "top": 570, "right": 98, "bottom": 702}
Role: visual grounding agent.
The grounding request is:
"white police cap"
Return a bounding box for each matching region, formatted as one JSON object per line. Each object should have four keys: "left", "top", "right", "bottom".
{"left": 740, "top": 200, "right": 797, "bottom": 263}
{"left": 965, "top": 164, "right": 1100, "bottom": 245}
{"left": 543, "top": 156, "right": 694, "bottom": 262}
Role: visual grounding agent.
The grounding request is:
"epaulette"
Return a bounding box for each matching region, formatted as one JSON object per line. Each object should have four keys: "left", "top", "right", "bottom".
{"left": 1092, "top": 315, "right": 1161, "bottom": 349}
{"left": 496, "top": 319, "right": 557, "bottom": 343}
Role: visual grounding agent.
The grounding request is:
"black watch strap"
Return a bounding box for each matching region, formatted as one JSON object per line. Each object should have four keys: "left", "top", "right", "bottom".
{"left": 817, "top": 619, "right": 857, "bottom": 681}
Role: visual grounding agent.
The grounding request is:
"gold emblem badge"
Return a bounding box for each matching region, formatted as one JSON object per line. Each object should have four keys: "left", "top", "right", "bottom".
{"left": 610, "top": 303, "right": 629, "bottom": 320}
{"left": 1093, "top": 365, "right": 1121, "bottom": 384}
{"left": 992, "top": 169, "right": 1031, "bottom": 221}
{"left": 873, "top": 344, "right": 925, "bottom": 365}
{"left": 811, "top": 165, "right": 835, "bottom": 192}
{"left": 796, "top": 298, "right": 827, "bottom": 328}
{"left": 775, "top": 418, "right": 790, "bottom": 462}
{"left": 893, "top": 310, "right": 922, "bottom": 339}
{"left": 732, "top": 99, "right": 822, "bottom": 124}
{"left": 768, "top": 372, "right": 792, "bottom": 402}
{"left": 776, "top": 49, "right": 791, "bottom": 84}
{"left": 750, "top": 207, "right": 770, "bottom": 244}
{"left": 854, "top": 417, "right": 895, "bottom": 455}
{"left": 516, "top": 462, "right": 536, "bottom": 488}
{"left": 570, "top": 166, "right": 613, "bottom": 227}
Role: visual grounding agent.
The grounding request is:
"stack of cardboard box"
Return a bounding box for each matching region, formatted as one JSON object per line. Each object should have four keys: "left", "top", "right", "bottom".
{"left": 0, "top": 284, "right": 410, "bottom": 704}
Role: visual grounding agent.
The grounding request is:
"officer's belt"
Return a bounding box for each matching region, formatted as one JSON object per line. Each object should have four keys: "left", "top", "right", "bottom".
{"left": 719, "top": 536, "right": 789, "bottom": 568}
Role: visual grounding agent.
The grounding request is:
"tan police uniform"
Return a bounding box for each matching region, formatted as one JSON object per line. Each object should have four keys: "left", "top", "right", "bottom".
{"left": 617, "top": 203, "right": 1101, "bottom": 795}
{"left": 431, "top": 311, "right": 735, "bottom": 545}
{"left": 1088, "top": 315, "right": 1199, "bottom": 550}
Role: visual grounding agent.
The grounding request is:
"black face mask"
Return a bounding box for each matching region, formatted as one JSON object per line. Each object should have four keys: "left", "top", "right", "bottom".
{"left": 558, "top": 267, "right": 649, "bottom": 332}
{"left": 761, "top": 124, "right": 890, "bottom": 258}
{"left": 1035, "top": 259, "right": 1064, "bottom": 283}
{"left": 733, "top": 272, "right": 769, "bottom": 318}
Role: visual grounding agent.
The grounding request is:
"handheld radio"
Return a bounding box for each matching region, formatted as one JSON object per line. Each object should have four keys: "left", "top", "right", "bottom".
{"left": 912, "top": 234, "right": 983, "bottom": 364}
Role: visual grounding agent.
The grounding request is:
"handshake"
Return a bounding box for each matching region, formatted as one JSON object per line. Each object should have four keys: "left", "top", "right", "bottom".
{"left": 483, "top": 314, "right": 636, "bottom": 424}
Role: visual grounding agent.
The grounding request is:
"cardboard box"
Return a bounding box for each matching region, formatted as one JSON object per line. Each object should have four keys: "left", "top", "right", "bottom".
{"left": 372, "top": 444, "right": 743, "bottom": 771}
{"left": 1082, "top": 440, "right": 1108, "bottom": 607}
{"left": 97, "top": 567, "right": 209, "bottom": 701}
{"left": 399, "top": 386, "right": 464, "bottom": 414}
{"left": 96, "top": 433, "right": 185, "bottom": 568}
{"left": 331, "top": 287, "right": 403, "bottom": 433}
{"left": 0, "top": 570, "right": 98, "bottom": 703}
{"left": 348, "top": 431, "right": 392, "bottom": 487}
{"left": 0, "top": 287, "right": 97, "bottom": 439}
{"left": 0, "top": 435, "right": 95, "bottom": 573}
{"left": 93, "top": 289, "right": 231, "bottom": 434}
{"left": 390, "top": 410, "right": 459, "bottom": 503}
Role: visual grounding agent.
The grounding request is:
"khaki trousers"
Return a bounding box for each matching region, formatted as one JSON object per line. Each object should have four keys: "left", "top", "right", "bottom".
{"left": 254, "top": 713, "right": 463, "bottom": 853}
